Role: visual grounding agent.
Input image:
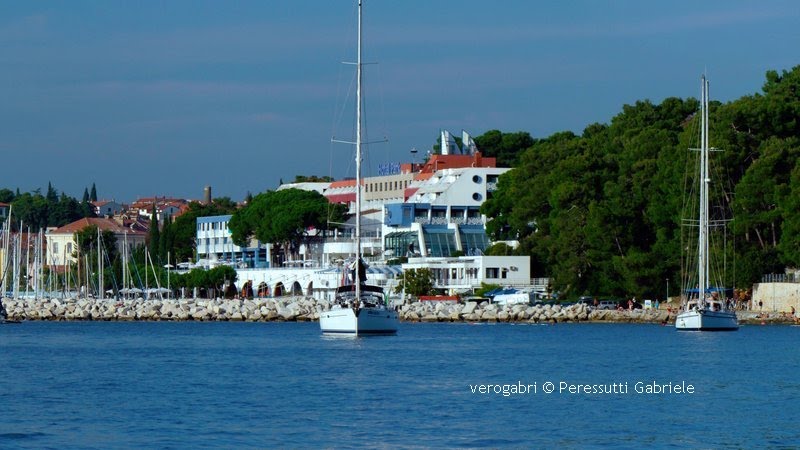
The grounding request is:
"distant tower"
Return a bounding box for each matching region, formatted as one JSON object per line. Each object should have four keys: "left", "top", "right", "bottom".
{"left": 204, "top": 185, "right": 212, "bottom": 205}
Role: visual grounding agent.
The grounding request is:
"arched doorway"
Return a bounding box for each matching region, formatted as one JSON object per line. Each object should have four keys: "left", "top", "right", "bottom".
{"left": 257, "top": 282, "right": 269, "bottom": 297}
{"left": 291, "top": 281, "right": 302, "bottom": 296}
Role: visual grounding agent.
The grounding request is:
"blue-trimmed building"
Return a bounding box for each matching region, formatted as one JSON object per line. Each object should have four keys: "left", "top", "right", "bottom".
{"left": 383, "top": 203, "right": 489, "bottom": 258}
{"left": 196, "top": 215, "right": 269, "bottom": 268}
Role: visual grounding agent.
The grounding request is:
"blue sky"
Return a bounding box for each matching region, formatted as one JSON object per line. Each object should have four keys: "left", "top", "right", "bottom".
{"left": 1, "top": 1, "right": 797, "bottom": 202}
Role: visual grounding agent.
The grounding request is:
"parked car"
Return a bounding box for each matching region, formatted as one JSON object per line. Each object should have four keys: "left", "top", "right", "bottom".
{"left": 598, "top": 300, "right": 617, "bottom": 310}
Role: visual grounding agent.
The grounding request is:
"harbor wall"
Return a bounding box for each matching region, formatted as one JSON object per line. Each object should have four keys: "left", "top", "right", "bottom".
{"left": 3, "top": 297, "right": 794, "bottom": 324}
{"left": 752, "top": 282, "right": 800, "bottom": 314}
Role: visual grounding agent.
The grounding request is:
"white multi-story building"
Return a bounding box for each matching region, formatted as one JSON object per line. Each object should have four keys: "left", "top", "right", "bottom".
{"left": 198, "top": 149, "right": 543, "bottom": 300}
{"left": 195, "top": 215, "right": 271, "bottom": 269}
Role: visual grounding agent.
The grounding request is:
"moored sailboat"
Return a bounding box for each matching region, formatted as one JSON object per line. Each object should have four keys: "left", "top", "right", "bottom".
{"left": 675, "top": 75, "right": 738, "bottom": 331}
{"left": 319, "top": 0, "right": 398, "bottom": 335}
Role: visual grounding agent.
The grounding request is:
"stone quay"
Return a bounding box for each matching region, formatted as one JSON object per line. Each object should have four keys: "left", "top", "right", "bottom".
{"left": 2, "top": 297, "right": 794, "bottom": 325}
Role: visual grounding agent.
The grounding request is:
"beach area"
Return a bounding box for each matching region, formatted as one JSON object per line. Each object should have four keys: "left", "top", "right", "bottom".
{"left": 2, "top": 296, "right": 796, "bottom": 325}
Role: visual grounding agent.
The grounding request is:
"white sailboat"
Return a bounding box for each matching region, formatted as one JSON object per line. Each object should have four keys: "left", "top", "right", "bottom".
{"left": 675, "top": 75, "right": 738, "bottom": 331}
{"left": 319, "top": 0, "right": 398, "bottom": 336}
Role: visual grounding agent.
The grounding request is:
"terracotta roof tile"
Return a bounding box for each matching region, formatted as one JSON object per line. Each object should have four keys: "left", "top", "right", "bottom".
{"left": 49, "top": 217, "right": 145, "bottom": 235}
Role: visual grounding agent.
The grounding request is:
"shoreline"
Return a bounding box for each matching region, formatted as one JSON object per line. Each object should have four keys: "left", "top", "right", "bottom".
{"left": 2, "top": 297, "right": 796, "bottom": 325}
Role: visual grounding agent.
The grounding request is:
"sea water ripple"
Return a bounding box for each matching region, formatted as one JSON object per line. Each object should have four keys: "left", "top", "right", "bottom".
{"left": 1, "top": 322, "right": 798, "bottom": 448}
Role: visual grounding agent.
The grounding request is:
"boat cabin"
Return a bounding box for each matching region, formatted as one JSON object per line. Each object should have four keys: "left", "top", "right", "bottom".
{"left": 334, "top": 284, "right": 386, "bottom": 309}
{"left": 686, "top": 298, "right": 724, "bottom": 312}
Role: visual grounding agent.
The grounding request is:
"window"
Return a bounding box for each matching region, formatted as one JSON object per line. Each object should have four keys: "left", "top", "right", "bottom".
{"left": 486, "top": 267, "right": 499, "bottom": 278}
{"left": 459, "top": 229, "right": 489, "bottom": 255}
{"left": 53, "top": 242, "right": 59, "bottom": 254}
{"left": 423, "top": 230, "right": 457, "bottom": 257}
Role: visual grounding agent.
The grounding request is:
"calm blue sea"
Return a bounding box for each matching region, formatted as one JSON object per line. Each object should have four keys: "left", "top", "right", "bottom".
{"left": 1, "top": 321, "right": 798, "bottom": 449}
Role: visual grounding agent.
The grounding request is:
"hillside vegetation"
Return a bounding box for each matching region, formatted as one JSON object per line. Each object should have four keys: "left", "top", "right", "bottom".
{"left": 480, "top": 66, "right": 800, "bottom": 298}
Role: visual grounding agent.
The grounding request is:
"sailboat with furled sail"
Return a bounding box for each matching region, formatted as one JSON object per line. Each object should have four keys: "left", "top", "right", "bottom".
{"left": 319, "top": 0, "right": 398, "bottom": 335}
{"left": 675, "top": 75, "right": 738, "bottom": 331}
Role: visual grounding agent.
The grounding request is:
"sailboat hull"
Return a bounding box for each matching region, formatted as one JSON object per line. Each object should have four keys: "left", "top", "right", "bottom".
{"left": 675, "top": 309, "right": 738, "bottom": 331}
{"left": 320, "top": 306, "right": 399, "bottom": 335}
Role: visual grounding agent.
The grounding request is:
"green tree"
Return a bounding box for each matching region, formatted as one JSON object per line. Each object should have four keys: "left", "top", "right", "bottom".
{"left": 229, "top": 189, "right": 346, "bottom": 264}
{"left": 90, "top": 183, "right": 97, "bottom": 202}
{"left": 474, "top": 130, "right": 535, "bottom": 167}
{"left": 208, "top": 265, "right": 238, "bottom": 295}
{"left": 394, "top": 268, "right": 434, "bottom": 297}
{"left": 48, "top": 193, "right": 84, "bottom": 227}
{"left": 0, "top": 188, "right": 15, "bottom": 203}
{"left": 74, "top": 225, "right": 118, "bottom": 260}
{"left": 10, "top": 192, "right": 49, "bottom": 231}
{"left": 484, "top": 243, "right": 515, "bottom": 256}
{"left": 778, "top": 156, "right": 800, "bottom": 266}
{"left": 293, "top": 175, "right": 334, "bottom": 183}
{"left": 46, "top": 182, "right": 58, "bottom": 203}
{"left": 159, "top": 215, "right": 172, "bottom": 264}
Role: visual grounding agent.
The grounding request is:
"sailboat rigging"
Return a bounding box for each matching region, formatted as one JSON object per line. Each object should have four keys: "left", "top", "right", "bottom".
{"left": 319, "top": 0, "right": 398, "bottom": 335}
{"left": 675, "top": 75, "right": 738, "bottom": 331}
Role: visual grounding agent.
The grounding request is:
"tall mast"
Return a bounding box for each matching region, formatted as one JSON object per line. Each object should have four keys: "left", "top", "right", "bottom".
{"left": 698, "top": 75, "right": 709, "bottom": 304}
{"left": 355, "top": 0, "right": 363, "bottom": 302}
{"left": 98, "top": 226, "right": 103, "bottom": 300}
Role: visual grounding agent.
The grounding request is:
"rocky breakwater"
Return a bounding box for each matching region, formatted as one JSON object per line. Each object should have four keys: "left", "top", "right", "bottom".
{"left": 1, "top": 297, "right": 328, "bottom": 322}
{"left": 4, "top": 296, "right": 682, "bottom": 324}
{"left": 397, "top": 300, "right": 673, "bottom": 324}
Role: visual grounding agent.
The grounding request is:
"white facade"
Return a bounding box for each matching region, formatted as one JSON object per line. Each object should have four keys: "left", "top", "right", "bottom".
{"left": 406, "top": 167, "right": 508, "bottom": 206}
{"left": 196, "top": 215, "right": 244, "bottom": 264}
{"left": 92, "top": 200, "right": 124, "bottom": 217}
{"left": 402, "top": 255, "right": 536, "bottom": 294}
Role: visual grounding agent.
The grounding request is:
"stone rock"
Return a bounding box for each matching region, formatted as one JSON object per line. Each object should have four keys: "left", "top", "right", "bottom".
{"left": 482, "top": 311, "right": 497, "bottom": 322}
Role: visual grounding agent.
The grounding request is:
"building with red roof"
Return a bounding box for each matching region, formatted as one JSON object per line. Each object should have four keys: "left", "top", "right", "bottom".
{"left": 45, "top": 217, "right": 147, "bottom": 268}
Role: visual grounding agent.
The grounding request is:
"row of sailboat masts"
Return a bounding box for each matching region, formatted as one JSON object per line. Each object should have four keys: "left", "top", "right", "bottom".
{"left": 0, "top": 219, "right": 167, "bottom": 300}
{"left": 0, "top": 215, "right": 47, "bottom": 300}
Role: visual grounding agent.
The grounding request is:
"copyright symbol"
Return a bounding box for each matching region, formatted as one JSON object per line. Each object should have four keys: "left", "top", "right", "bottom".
{"left": 543, "top": 381, "right": 554, "bottom": 394}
